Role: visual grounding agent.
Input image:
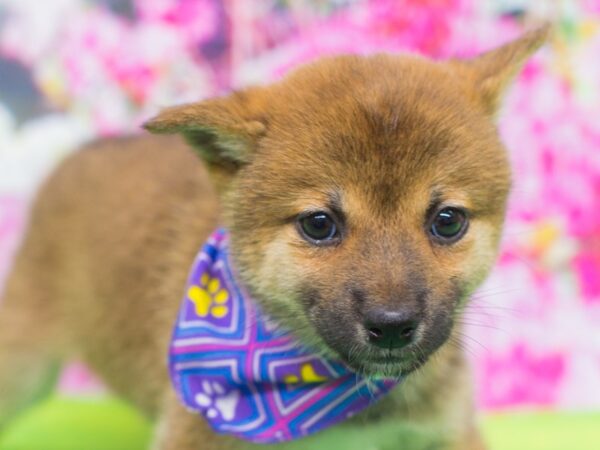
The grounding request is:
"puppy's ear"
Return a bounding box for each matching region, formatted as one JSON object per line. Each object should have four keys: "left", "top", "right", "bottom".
{"left": 144, "top": 87, "right": 268, "bottom": 170}
{"left": 456, "top": 24, "right": 551, "bottom": 115}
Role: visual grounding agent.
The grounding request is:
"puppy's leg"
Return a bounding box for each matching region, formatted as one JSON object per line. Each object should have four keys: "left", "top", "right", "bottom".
{"left": 451, "top": 428, "right": 487, "bottom": 450}
{"left": 0, "top": 230, "right": 63, "bottom": 429}
{"left": 151, "top": 390, "right": 236, "bottom": 450}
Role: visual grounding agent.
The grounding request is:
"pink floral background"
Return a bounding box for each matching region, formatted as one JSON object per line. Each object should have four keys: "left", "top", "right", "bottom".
{"left": 0, "top": 0, "right": 599, "bottom": 412}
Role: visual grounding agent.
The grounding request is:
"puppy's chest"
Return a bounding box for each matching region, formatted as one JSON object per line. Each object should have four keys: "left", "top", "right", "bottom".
{"left": 234, "top": 419, "right": 442, "bottom": 450}
{"left": 233, "top": 395, "right": 446, "bottom": 450}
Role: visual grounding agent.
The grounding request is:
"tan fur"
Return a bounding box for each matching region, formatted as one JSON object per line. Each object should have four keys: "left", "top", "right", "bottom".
{"left": 0, "top": 26, "right": 549, "bottom": 449}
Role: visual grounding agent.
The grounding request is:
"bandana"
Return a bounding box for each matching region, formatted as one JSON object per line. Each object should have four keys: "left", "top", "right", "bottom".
{"left": 169, "top": 229, "right": 399, "bottom": 444}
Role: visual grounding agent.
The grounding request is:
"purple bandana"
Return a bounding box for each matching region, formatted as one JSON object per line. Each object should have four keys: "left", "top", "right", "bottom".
{"left": 169, "top": 229, "right": 399, "bottom": 444}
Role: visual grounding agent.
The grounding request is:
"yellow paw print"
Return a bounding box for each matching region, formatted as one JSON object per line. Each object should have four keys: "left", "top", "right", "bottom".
{"left": 188, "top": 273, "right": 229, "bottom": 318}
{"left": 284, "top": 363, "right": 327, "bottom": 384}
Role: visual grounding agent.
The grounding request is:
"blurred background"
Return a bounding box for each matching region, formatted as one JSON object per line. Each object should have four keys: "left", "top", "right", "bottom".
{"left": 0, "top": 0, "right": 599, "bottom": 448}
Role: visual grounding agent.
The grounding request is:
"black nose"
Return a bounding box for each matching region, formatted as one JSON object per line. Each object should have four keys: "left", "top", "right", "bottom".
{"left": 363, "top": 308, "right": 419, "bottom": 350}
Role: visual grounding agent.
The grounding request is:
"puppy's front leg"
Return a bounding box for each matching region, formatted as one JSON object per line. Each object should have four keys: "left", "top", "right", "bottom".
{"left": 451, "top": 428, "right": 487, "bottom": 450}
{"left": 151, "top": 390, "right": 237, "bottom": 450}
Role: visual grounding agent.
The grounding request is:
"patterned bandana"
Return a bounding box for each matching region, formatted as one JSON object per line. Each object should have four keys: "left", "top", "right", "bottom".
{"left": 169, "top": 229, "right": 399, "bottom": 444}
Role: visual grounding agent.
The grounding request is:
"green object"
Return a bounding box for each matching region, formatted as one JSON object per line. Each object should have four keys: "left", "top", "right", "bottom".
{"left": 484, "top": 411, "right": 600, "bottom": 450}
{"left": 0, "top": 395, "right": 599, "bottom": 450}
{"left": 0, "top": 396, "right": 151, "bottom": 450}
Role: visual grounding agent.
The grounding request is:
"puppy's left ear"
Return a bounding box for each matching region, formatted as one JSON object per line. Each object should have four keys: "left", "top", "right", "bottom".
{"left": 455, "top": 24, "right": 552, "bottom": 115}
{"left": 143, "top": 87, "right": 269, "bottom": 171}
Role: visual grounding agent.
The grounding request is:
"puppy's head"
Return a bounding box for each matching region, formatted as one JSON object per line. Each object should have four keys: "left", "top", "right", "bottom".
{"left": 146, "top": 26, "right": 549, "bottom": 378}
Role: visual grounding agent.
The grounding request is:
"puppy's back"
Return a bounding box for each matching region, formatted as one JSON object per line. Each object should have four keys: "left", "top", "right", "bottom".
{"left": 1, "top": 135, "right": 218, "bottom": 416}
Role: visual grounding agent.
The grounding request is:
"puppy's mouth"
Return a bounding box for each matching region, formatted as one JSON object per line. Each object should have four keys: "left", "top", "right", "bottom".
{"left": 308, "top": 320, "right": 438, "bottom": 379}
{"left": 336, "top": 347, "right": 429, "bottom": 380}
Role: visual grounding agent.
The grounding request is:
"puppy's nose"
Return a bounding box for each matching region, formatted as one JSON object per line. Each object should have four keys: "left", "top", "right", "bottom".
{"left": 363, "top": 308, "right": 419, "bottom": 350}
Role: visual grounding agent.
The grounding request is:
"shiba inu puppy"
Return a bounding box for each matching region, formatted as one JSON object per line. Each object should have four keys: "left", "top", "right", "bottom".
{"left": 0, "top": 26, "right": 549, "bottom": 450}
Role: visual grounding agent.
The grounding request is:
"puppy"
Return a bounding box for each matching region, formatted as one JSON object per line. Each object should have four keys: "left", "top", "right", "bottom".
{"left": 0, "top": 26, "right": 549, "bottom": 450}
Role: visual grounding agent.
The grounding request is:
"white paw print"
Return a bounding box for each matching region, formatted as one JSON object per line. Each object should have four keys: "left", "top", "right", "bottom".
{"left": 195, "top": 380, "right": 240, "bottom": 421}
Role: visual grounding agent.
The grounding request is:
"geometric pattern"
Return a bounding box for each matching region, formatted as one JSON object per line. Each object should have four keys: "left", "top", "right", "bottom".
{"left": 169, "top": 229, "right": 400, "bottom": 443}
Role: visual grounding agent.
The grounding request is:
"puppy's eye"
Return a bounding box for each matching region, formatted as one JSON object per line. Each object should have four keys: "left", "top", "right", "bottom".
{"left": 430, "top": 207, "right": 468, "bottom": 243}
{"left": 298, "top": 212, "right": 338, "bottom": 244}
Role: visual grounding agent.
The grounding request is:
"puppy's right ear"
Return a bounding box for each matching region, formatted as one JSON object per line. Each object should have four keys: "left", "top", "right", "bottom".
{"left": 143, "top": 87, "right": 268, "bottom": 171}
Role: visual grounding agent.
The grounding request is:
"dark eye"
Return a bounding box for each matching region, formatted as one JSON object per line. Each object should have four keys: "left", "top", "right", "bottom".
{"left": 298, "top": 212, "right": 338, "bottom": 244}
{"left": 430, "top": 207, "right": 468, "bottom": 243}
